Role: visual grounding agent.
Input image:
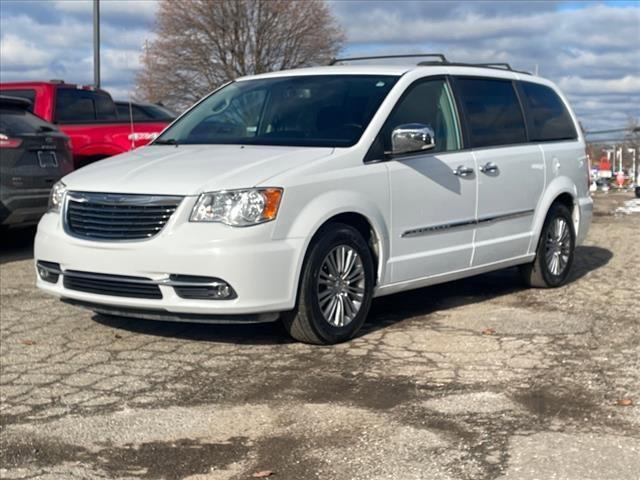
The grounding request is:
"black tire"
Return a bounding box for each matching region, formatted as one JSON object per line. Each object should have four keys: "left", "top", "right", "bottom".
{"left": 635, "top": 186, "right": 640, "bottom": 198}
{"left": 520, "top": 203, "right": 575, "bottom": 288}
{"left": 282, "top": 223, "right": 375, "bottom": 345}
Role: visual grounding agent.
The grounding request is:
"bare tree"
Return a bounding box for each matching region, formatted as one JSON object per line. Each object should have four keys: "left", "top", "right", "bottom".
{"left": 136, "top": 0, "right": 345, "bottom": 112}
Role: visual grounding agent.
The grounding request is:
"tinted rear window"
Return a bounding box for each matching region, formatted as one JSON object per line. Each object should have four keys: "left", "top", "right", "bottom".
{"left": 455, "top": 78, "right": 527, "bottom": 148}
{"left": 55, "top": 89, "right": 96, "bottom": 122}
{"left": 0, "top": 109, "right": 54, "bottom": 135}
{"left": 519, "top": 82, "right": 577, "bottom": 142}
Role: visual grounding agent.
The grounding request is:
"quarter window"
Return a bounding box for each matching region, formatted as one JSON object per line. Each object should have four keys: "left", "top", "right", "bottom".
{"left": 520, "top": 82, "right": 577, "bottom": 142}
{"left": 383, "top": 79, "right": 461, "bottom": 153}
{"left": 455, "top": 78, "right": 527, "bottom": 148}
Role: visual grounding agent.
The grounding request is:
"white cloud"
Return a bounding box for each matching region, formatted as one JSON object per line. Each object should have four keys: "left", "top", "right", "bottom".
{"left": 558, "top": 76, "right": 640, "bottom": 95}
{"left": 0, "top": 33, "right": 48, "bottom": 67}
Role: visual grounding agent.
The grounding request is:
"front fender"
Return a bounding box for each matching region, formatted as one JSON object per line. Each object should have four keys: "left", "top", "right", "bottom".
{"left": 274, "top": 189, "right": 391, "bottom": 287}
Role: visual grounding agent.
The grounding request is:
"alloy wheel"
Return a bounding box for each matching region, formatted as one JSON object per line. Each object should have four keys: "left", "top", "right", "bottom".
{"left": 316, "top": 245, "right": 366, "bottom": 327}
{"left": 545, "top": 217, "right": 572, "bottom": 276}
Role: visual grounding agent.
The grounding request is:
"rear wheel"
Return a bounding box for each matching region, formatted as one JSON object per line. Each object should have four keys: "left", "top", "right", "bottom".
{"left": 282, "top": 224, "right": 374, "bottom": 345}
{"left": 520, "top": 203, "right": 575, "bottom": 288}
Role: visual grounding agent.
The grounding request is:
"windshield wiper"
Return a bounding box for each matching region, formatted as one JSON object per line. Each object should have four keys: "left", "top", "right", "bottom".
{"left": 154, "top": 138, "right": 179, "bottom": 146}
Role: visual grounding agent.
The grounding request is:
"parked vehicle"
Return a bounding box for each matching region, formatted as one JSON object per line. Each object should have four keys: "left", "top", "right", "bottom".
{"left": 1, "top": 96, "right": 73, "bottom": 228}
{"left": 34, "top": 55, "right": 593, "bottom": 344}
{"left": 115, "top": 101, "right": 176, "bottom": 122}
{"left": 0, "top": 81, "right": 170, "bottom": 168}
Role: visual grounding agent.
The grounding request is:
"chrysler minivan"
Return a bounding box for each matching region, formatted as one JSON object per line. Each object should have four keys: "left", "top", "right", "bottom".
{"left": 35, "top": 55, "right": 592, "bottom": 344}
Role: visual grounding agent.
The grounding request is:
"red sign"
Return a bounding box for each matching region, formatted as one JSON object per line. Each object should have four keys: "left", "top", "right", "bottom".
{"left": 599, "top": 157, "right": 611, "bottom": 171}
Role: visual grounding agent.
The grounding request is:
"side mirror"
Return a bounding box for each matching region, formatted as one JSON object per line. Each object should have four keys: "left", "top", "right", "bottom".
{"left": 390, "top": 123, "right": 436, "bottom": 156}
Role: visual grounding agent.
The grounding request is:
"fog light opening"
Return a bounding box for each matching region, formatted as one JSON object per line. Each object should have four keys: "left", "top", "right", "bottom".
{"left": 36, "top": 261, "right": 61, "bottom": 284}
{"left": 169, "top": 274, "right": 237, "bottom": 300}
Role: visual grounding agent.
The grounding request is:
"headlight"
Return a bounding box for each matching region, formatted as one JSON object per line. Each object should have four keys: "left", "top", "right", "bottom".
{"left": 48, "top": 181, "right": 67, "bottom": 212}
{"left": 190, "top": 188, "right": 283, "bottom": 226}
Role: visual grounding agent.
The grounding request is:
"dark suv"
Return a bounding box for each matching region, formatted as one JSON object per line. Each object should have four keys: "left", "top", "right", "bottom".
{"left": 0, "top": 96, "right": 73, "bottom": 228}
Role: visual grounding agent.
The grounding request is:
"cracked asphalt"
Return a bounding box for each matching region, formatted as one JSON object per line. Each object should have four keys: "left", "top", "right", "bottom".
{"left": 1, "top": 193, "right": 638, "bottom": 480}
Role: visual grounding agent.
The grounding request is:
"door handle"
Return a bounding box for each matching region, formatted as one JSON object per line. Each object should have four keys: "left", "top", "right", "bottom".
{"left": 453, "top": 165, "right": 474, "bottom": 177}
{"left": 479, "top": 162, "right": 499, "bottom": 174}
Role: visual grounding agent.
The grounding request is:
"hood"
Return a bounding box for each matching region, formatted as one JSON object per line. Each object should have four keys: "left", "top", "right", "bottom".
{"left": 63, "top": 144, "right": 334, "bottom": 195}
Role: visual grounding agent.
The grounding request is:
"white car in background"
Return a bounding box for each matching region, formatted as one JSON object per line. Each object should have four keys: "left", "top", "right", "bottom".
{"left": 35, "top": 55, "right": 592, "bottom": 344}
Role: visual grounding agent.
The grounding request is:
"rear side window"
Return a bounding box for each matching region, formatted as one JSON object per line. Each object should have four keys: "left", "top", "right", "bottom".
{"left": 55, "top": 89, "right": 95, "bottom": 122}
{"left": 455, "top": 78, "right": 527, "bottom": 148}
{"left": 0, "top": 109, "right": 54, "bottom": 135}
{"left": 2, "top": 89, "right": 36, "bottom": 111}
{"left": 519, "top": 82, "right": 577, "bottom": 142}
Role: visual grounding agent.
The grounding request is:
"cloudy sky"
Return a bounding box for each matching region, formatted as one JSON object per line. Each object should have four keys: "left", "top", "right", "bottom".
{"left": 1, "top": 0, "right": 638, "bottom": 132}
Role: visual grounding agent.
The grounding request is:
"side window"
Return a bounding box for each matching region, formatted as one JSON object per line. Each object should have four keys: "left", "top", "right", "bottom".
{"left": 455, "top": 78, "right": 527, "bottom": 148}
{"left": 94, "top": 92, "right": 118, "bottom": 121}
{"left": 383, "top": 79, "right": 461, "bottom": 153}
{"left": 519, "top": 82, "right": 577, "bottom": 142}
{"left": 55, "top": 89, "right": 95, "bottom": 123}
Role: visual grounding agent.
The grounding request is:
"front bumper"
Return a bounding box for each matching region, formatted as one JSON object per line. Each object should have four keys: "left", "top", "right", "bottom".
{"left": 34, "top": 209, "right": 305, "bottom": 318}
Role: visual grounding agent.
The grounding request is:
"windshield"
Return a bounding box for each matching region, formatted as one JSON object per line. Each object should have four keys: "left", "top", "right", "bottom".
{"left": 154, "top": 75, "right": 398, "bottom": 148}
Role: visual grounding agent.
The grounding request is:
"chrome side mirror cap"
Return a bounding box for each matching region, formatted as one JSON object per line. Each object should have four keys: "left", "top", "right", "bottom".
{"left": 390, "top": 123, "right": 436, "bottom": 156}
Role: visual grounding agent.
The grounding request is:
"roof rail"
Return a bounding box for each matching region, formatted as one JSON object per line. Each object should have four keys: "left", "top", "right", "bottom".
{"left": 417, "top": 60, "right": 531, "bottom": 75}
{"left": 329, "top": 53, "right": 447, "bottom": 65}
{"left": 328, "top": 54, "right": 532, "bottom": 75}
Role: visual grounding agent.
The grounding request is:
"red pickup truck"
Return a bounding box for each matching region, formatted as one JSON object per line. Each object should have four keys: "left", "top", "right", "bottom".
{"left": 0, "top": 81, "right": 170, "bottom": 168}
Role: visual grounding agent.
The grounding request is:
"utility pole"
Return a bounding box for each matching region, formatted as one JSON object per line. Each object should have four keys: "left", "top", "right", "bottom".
{"left": 93, "top": 0, "right": 100, "bottom": 88}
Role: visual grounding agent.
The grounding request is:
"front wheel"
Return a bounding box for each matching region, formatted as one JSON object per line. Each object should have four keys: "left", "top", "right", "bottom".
{"left": 520, "top": 203, "right": 575, "bottom": 288}
{"left": 282, "top": 224, "right": 374, "bottom": 345}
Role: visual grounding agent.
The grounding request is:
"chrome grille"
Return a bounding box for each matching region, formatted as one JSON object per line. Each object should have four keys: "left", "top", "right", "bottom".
{"left": 65, "top": 192, "right": 182, "bottom": 240}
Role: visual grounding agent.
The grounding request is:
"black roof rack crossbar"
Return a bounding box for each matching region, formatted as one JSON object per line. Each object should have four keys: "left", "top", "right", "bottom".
{"left": 330, "top": 53, "right": 447, "bottom": 65}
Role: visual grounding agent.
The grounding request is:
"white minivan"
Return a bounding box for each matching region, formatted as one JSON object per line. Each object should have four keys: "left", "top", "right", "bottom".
{"left": 35, "top": 55, "right": 593, "bottom": 344}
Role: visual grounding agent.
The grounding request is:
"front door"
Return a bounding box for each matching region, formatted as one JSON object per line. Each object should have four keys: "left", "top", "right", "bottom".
{"left": 382, "top": 78, "right": 478, "bottom": 283}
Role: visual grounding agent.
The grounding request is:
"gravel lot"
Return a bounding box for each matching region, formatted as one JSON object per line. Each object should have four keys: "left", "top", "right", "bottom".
{"left": 1, "top": 193, "right": 638, "bottom": 480}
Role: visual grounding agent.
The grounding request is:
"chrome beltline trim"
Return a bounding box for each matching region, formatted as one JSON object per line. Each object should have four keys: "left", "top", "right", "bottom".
{"left": 401, "top": 209, "right": 534, "bottom": 238}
